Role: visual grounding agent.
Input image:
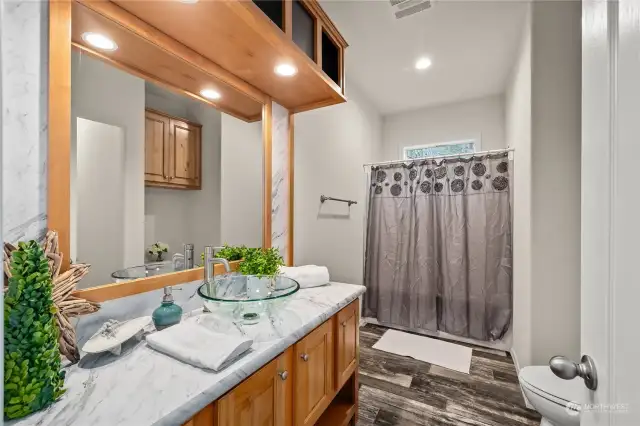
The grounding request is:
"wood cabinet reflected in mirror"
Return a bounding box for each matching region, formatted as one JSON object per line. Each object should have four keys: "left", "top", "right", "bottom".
{"left": 144, "top": 109, "right": 202, "bottom": 190}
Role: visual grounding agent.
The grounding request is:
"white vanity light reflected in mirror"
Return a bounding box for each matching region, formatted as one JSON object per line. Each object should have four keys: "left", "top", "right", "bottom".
{"left": 200, "top": 89, "right": 222, "bottom": 100}
{"left": 81, "top": 32, "right": 118, "bottom": 51}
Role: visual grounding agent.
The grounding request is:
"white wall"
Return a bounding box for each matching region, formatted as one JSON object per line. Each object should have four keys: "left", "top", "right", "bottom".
{"left": 2, "top": 0, "right": 48, "bottom": 244}
{"left": 71, "top": 51, "right": 146, "bottom": 269}
{"left": 507, "top": 2, "right": 581, "bottom": 369}
{"left": 529, "top": 1, "right": 581, "bottom": 366}
{"left": 381, "top": 95, "right": 505, "bottom": 161}
{"left": 220, "top": 114, "right": 262, "bottom": 248}
{"left": 76, "top": 119, "right": 125, "bottom": 288}
{"left": 506, "top": 5, "right": 532, "bottom": 370}
{"left": 294, "top": 83, "right": 382, "bottom": 284}
{"left": 144, "top": 84, "right": 222, "bottom": 259}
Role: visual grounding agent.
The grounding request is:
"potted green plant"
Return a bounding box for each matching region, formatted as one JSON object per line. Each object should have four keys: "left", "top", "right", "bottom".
{"left": 200, "top": 245, "right": 284, "bottom": 283}
{"left": 213, "top": 245, "right": 284, "bottom": 286}
{"left": 236, "top": 247, "right": 284, "bottom": 278}
{"left": 4, "top": 241, "right": 66, "bottom": 419}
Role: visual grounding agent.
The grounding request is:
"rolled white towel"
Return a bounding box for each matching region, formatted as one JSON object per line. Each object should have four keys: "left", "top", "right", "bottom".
{"left": 146, "top": 320, "right": 253, "bottom": 371}
{"left": 279, "top": 265, "right": 330, "bottom": 289}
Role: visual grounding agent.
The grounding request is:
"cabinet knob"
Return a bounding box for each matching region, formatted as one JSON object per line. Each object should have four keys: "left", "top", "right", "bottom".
{"left": 301, "top": 353, "right": 309, "bottom": 362}
{"left": 342, "top": 321, "right": 347, "bottom": 327}
{"left": 278, "top": 370, "right": 288, "bottom": 381}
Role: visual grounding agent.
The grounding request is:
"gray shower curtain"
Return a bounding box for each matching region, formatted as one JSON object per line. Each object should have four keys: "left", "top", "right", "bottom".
{"left": 364, "top": 152, "right": 512, "bottom": 341}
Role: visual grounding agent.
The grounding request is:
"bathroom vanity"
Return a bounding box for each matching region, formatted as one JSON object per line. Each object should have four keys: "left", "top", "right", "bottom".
{"left": 212, "top": 298, "right": 359, "bottom": 426}
{"left": 10, "top": 0, "right": 357, "bottom": 422}
{"left": 7, "top": 282, "right": 365, "bottom": 426}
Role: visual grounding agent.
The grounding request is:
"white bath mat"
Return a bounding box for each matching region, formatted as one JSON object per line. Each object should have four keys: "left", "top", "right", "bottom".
{"left": 372, "top": 329, "right": 472, "bottom": 374}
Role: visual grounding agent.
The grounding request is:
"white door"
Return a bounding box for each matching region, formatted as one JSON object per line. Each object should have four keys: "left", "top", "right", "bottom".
{"left": 581, "top": 0, "right": 640, "bottom": 424}
{"left": 75, "top": 118, "right": 125, "bottom": 288}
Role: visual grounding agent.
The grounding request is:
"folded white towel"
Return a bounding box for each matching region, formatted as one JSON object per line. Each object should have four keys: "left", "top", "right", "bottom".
{"left": 279, "top": 265, "right": 330, "bottom": 289}
{"left": 146, "top": 321, "right": 253, "bottom": 371}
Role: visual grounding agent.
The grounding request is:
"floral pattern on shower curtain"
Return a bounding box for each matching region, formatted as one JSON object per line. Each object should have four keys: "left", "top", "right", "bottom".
{"left": 363, "top": 152, "right": 512, "bottom": 341}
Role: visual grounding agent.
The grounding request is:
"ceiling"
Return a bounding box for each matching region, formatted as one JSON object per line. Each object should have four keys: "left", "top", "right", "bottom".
{"left": 320, "top": 0, "right": 528, "bottom": 115}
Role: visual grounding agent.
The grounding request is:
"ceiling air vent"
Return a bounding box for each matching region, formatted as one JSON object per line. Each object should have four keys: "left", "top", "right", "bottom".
{"left": 390, "top": 0, "right": 432, "bottom": 19}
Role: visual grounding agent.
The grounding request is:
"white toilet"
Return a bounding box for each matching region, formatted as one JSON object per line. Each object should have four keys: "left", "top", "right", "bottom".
{"left": 519, "top": 366, "right": 583, "bottom": 426}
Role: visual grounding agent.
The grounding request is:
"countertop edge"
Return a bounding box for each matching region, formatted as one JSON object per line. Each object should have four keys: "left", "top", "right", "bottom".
{"left": 155, "top": 285, "right": 366, "bottom": 426}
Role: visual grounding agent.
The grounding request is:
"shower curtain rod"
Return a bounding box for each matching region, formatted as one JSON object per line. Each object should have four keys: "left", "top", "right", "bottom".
{"left": 362, "top": 147, "right": 515, "bottom": 168}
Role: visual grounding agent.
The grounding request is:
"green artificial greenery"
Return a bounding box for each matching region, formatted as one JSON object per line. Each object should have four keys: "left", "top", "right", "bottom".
{"left": 4, "top": 241, "right": 65, "bottom": 420}
{"left": 215, "top": 244, "right": 255, "bottom": 261}
{"left": 200, "top": 244, "right": 258, "bottom": 264}
{"left": 198, "top": 245, "right": 284, "bottom": 278}
{"left": 237, "top": 247, "right": 284, "bottom": 278}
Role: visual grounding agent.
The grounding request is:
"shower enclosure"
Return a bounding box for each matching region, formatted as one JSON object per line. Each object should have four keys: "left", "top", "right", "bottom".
{"left": 363, "top": 150, "right": 513, "bottom": 343}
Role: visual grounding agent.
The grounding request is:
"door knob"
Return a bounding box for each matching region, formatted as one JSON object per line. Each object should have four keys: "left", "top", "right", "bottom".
{"left": 549, "top": 354, "right": 598, "bottom": 390}
{"left": 300, "top": 353, "right": 309, "bottom": 362}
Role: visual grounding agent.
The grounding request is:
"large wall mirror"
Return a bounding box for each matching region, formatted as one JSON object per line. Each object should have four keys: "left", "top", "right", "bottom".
{"left": 70, "top": 51, "right": 263, "bottom": 288}
{"left": 49, "top": 0, "right": 273, "bottom": 295}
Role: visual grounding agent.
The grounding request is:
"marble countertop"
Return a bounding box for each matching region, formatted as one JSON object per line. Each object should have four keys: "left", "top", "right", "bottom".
{"left": 8, "top": 282, "right": 365, "bottom": 426}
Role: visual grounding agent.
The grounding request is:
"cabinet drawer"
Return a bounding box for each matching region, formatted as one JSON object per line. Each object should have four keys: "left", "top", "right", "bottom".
{"left": 294, "top": 318, "right": 334, "bottom": 426}
{"left": 335, "top": 299, "right": 359, "bottom": 389}
{"left": 217, "top": 347, "right": 293, "bottom": 426}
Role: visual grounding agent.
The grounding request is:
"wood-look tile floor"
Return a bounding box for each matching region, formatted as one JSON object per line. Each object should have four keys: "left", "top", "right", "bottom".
{"left": 357, "top": 323, "right": 541, "bottom": 426}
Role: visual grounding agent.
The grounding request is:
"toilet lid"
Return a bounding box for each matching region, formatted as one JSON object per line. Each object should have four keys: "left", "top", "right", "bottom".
{"left": 519, "top": 366, "right": 583, "bottom": 405}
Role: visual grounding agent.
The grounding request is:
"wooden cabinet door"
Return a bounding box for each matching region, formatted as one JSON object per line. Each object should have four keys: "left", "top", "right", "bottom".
{"left": 217, "top": 348, "right": 293, "bottom": 426}
{"left": 335, "top": 299, "right": 358, "bottom": 390}
{"left": 169, "top": 118, "right": 201, "bottom": 189}
{"left": 144, "top": 110, "right": 171, "bottom": 185}
{"left": 294, "top": 319, "right": 334, "bottom": 426}
{"left": 182, "top": 403, "right": 214, "bottom": 426}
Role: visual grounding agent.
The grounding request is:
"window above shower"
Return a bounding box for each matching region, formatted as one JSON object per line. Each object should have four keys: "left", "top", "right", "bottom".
{"left": 403, "top": 140, "right": 478, "bottom": 160}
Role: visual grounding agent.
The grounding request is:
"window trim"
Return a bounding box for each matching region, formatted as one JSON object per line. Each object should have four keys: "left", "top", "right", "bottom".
{"left": 402, "top": 139, "right": 481, "bottom": 160}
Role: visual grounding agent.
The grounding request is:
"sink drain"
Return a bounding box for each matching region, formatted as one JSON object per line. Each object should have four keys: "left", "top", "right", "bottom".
{"left": 243, "top": 312, "right": 259, "bottom": 324}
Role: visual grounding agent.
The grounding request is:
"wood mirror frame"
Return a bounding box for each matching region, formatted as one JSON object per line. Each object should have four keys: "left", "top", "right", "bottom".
{"left": 48, "top": 0, "right": 294, "bottom": 302}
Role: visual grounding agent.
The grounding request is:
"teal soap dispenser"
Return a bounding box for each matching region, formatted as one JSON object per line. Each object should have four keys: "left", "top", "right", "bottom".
{"left": 152, "top": 286, "right": 183, "bottom": 330}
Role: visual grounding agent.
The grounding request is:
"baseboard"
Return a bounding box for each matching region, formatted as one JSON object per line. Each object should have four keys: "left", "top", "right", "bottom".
{"left": 509, "top": 348, "right": 534, "bottom": 409}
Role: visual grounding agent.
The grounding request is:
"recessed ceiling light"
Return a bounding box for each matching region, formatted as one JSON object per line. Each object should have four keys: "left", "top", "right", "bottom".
{"left": 81, "top": 32, "right": 118, "bottom": 51}
{"left": 274, "top": 63, "right": 298, "bottom": 77}
{"left": 179, "top": 0, "right": 199, "bottom": 3}
{"left": 200, "top": 89, "right": 221, "bottom": 100}
{"left": 415, "top": 57, "right": 432, "bottom": 71}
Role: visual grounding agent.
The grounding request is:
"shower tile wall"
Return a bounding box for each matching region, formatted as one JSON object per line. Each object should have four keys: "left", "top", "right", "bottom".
{"left": 1, "top": 0, "right": 49, "bottom": 243}
{"left": 271, "top": 101, "right": 290, "bottom": 261}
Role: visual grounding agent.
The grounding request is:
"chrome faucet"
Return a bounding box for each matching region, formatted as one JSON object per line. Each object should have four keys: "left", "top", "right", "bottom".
{"left": 203, "top": 246, "right": 230, "bottom": 283}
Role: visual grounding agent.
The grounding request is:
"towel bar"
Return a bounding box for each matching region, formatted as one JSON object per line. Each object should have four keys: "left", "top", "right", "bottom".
{"left": 320, "top": 195, "right": 357, "bottom": 206}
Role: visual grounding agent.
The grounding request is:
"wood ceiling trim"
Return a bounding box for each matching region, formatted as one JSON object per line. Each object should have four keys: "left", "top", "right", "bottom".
{"left": 76, "top": 0, "right": 269, "bottom": 106}
{"left": 231, "top": 0, "right": 346, "bottom": 103}
{"left": 72, "top": 42, "right": 259, "bottom": 122}
{"left": 108, "top": 0, "right": 345, "bottom": 110}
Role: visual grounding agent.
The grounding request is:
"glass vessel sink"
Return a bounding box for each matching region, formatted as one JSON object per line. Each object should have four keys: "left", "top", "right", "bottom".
{"left": 198, "top": 274, "right": 300, "bottom": 324}
{"left": 111, "top": 261, "right": 178, "bottom": 282}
